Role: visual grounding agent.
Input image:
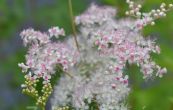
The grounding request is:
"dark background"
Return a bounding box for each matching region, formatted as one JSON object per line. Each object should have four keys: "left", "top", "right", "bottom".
{"left": 0, "top": 0, "right": 173, "bottom": 110}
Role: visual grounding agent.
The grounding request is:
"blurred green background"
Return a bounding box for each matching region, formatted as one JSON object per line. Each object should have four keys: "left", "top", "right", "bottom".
{"left": 0, "top": 0, "right": 173, "bottom": 110}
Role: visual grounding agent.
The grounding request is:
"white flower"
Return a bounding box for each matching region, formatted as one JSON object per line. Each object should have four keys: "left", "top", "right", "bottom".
{"left": 48, "top": 26, "right": 65, "bottom": 38}
{"left": 18, "top": 63, "right": 29, "bottom": 73}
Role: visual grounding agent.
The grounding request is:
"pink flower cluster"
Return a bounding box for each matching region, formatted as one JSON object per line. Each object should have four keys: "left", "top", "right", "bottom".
{"left": 48, "top": 27, "right": 65, "bottom": 38}
{"left": 75, "top": 4, "right": 116, "bottom": 26}
{"left": 20, "top": 27, "right": 65, "bottom": 46}
{"left": 114, "top": 75, "right": 129, "bottom": 86}
{"left": 95, "top": 28, "right": 166, "bottom": 79}
{"left": 20, "top": 28, "right": 50, "bottom": 46}
{"left": 19, "top": 27, "right": 77, "bottom": 83}
{"left": 19, "top": 2, "right": 171, "bottom": 110}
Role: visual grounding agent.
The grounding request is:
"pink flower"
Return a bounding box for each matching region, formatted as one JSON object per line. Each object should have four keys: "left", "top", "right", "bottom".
{"left": 48, "top": 26, "right": 65, "bottom": 38}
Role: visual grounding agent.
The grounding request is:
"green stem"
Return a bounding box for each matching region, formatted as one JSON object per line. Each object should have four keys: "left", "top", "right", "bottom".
{"left": 68, "top": 0, "right": 80, "bottom": 51}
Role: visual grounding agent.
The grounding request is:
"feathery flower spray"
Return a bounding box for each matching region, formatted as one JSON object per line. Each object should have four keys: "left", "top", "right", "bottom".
{"left": 18, "top": 0, "right": 172, "bottom": 110}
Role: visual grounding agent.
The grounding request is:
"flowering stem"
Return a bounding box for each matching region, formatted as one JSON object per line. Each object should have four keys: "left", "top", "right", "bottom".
{"left": 68, "top": 0, "right": 80, "bottom": 51}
